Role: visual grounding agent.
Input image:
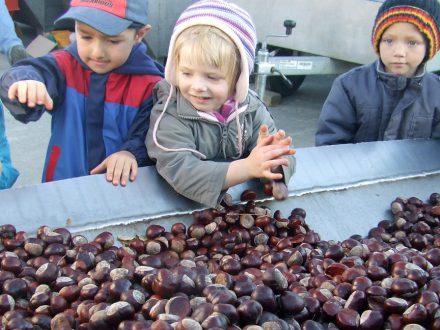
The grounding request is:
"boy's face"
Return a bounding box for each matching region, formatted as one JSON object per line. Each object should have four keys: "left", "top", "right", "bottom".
{"left": 379, "top": 22, "right": 426, "bottom": 77}
{"left": 177, "top": 46, "right": 231, "bottom": 113}
{"left": 75, "top": 22, "right": 150, "bottom": 74}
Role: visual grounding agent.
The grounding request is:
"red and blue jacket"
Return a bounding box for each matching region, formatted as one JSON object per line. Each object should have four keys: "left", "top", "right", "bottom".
{"left": 0, "top": 42, "right": 163, "bottom": 182}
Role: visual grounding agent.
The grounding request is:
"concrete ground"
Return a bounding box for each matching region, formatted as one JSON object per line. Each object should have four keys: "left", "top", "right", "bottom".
{"left": 0, "top": 44, "right": 336, "bottom": 188}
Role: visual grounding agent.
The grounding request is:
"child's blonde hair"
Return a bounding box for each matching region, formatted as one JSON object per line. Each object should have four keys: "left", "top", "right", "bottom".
{"left": 173, "top": 25, "right": 240, "bottom": 94}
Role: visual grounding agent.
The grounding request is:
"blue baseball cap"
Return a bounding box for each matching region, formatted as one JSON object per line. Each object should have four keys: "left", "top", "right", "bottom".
{"left": 55, "top": 0, "right": 149, "bottom": 36}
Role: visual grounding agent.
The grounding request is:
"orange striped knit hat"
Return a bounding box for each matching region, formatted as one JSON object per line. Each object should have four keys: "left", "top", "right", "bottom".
{"left": 372, "top": 0, "right": 440, "bottom": 60}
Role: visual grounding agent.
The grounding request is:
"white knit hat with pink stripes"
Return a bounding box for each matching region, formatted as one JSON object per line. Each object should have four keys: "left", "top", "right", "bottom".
{"left": 165, "top": 0, "right": 257, "bottom": 103}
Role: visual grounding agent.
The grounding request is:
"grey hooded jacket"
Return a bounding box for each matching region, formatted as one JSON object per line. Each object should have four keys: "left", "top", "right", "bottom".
{"left": 315, "top": 60, "right": 440, "bottom": 146}
{"left": 146, "top": 80, "right": 296, "bottom": 207}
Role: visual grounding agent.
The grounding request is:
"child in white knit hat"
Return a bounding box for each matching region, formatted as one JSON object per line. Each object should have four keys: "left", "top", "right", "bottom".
{"left": 146, "top": 0, "right": 296, "bottom": 207}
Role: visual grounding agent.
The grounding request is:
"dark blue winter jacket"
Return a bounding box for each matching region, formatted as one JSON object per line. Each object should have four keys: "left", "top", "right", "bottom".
{"left": 0, "top": 42, "right": 163, "bottom": 182}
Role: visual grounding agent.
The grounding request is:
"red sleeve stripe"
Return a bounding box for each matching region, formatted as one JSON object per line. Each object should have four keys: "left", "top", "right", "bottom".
{"left": 105, "top": 74, "right": 162, "bottom": 107}
{"left": 52, "top": 51, "right": 91, "bottom": 96}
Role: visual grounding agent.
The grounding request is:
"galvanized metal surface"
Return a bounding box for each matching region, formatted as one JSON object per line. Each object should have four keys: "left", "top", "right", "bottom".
{"left": 1, "top": 139, "right": 439, "bottom": 242}
{"left": 232, "top": 0, "right": 440, "bottom": 71}
{"left": 12, "top": 0, "right": 440, "bottom": 70}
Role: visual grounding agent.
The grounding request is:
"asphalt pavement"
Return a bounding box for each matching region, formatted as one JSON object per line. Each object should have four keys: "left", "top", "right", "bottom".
{"left": 0, "top": 50, "right": 336, "bottom": 188}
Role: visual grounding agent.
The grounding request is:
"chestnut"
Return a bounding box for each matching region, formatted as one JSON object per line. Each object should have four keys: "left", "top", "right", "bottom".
{"left": 241, "top": 189, "right": 257, "bottom": 202}
{"left": 262, "top": 267, "right": 288, "bottom": 293}
{"left": 94, "top": 231, "right": 115, "bottom": 249}
{"left": 6, "top": 317, "right": 34, "bottom": 330}
{"left": 402, "top": 303, "right": 427, "bottom": 324}
{"left": 81, "top": 283, "right": 100, "bottom": 300}
{"left": 50, "top": 294, "right": 68, "bottom": 315}
{"left": 0, "top": 293, "right": 15, "bottom": 314}
{"left": 146, "top": 225, "right": 165, "bottom": 239}
{"left": 35, "top": 262, "right": 59, "bottom": 285}
{"left": 1, "top": 256, "right": 22, "bottom": 274}
{"left": 279, "top": 291, "right": 305, "bottom": 316}
{"left": 2, "top": 278, "right": 28, "bottom": 299}
{"left": 336, "top": 308, "right": 360, "bottom": 329}
{"left": 359, "top": 310, "right": 384, "bottom": 329}
{"left": 175, "top": 318, "right": 203, "bottom": 330}
{"left": 31, "top": 314, "right": 52, "bottom": 330}
{"left": 89, "top": 309, "right": 111, "bottom": 329}
{"left": 106, "top": 301, "right": 135, "bottom": 325}
{"left": 390, "top": 278, "right": 418, "bottom": 298}
{"left": 59, "top": 284, "right": 81, "bottom": 303}
{"left": 0, "top": 224, "right": 16, "bottom": 239}
{"left": 148, "top": 299, "right": 168, "bottom": 320}
{"left": 120, "top": 290, "right": 146, "bottom": 312}
{"left": 149, "top": 319, "right": 174, "bottom": 330}
{"left": 237, "top": 299, "right": 263, "bottom": 325}
{"left": 109, "top": 278, "right": 132, "bottom": 301}
{"left": 250, "top": 285, "right": 277, "bottom": 312}
{"left": 164, "top": 295, "right": 191, "bottom": 318}
{"left": 191, "top": 302, "right": 214, "bottom": 323}
{"left": 29, "top": 292, "right": 50, "bottom": 310}
{"left": 151, "top": 269, "right": 178, "bottom": 298}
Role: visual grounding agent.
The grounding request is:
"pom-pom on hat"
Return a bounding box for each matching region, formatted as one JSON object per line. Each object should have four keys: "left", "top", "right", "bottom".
{"left": 371, "top": 0, "right": 440, "bottom": 60}
{"left": 55, "top": 0, "right": 149, "bottom": 36}
{"left": 165, "top": 0, "right": 257, "bottom": 103}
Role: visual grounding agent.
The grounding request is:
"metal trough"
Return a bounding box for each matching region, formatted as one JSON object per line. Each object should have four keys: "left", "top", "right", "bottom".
{"left": 1, "top": 139, "right": 439, "bottom": 243}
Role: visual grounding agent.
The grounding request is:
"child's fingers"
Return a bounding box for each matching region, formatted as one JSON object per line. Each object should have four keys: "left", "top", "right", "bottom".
{"left": 274, "top": 129, "right": 286, "bottom": 141}
{"left": 90, "top": 160, "right": 107, "bottom": 175}
{"left": 262, "top": 168, "right": 284, "bottom": 180}
{"left": 266, "top": 157, "right": 289, "bottom": 168}
{"left": 16, "top": 81, "right": 30, "bottom": 104}
{"left": 257, "top": 134, "right": 274, "bottom": 147}
{"left": 8, "top": 83, "right": 19, "bottom": 100}
{"left": 257, "top": 124, "right": 269, "bottom": 143}
{"left": 259, "top": 124, "right": 269, "bottom": 137}
{"left": 129, "top": 162, "right": 138, "bottom": 181}
{"left": 25, "top": 82, "right": 38, "bottom": 107}
{"left": 278, "top": 136, "right": 292, "bottom": 146}
{"left": 261, "top": 144, "right": 292, "bottom": 159}
{"left": 43, "top": 93, "right": 54, "bottom": 110}
{"left": 35, "top": 83, "right": 53, "bottom": 110}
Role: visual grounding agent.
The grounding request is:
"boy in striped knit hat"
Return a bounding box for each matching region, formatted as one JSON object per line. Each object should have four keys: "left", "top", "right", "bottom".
{"left": 316, "top": 0, "right": 440, "bottom": 146}
{"left": 146, "top": 0, "right": 296, "bottom": 207}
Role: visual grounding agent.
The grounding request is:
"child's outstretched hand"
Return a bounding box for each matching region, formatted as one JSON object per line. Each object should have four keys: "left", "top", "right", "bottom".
{"left": 257, "top": 125, "right": 295, "bottom": 201}
{"left": 246, "top": 135, "right": 294, "bottom": 180}
{"left": 90, "top": 151, "right": 138, "bottom": 187}
{"left": 8, "top": 80, "right": 53, "bottom": 110}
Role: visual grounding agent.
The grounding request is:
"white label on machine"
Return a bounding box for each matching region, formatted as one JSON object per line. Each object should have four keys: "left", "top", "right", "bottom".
{"left": 297, "top": 61, "right": 313, "bottom": 70}
{"left": 279, "top": 60, "right": 298, "bottom": 69}
{"left": 278, "top": 60, "right": 313, "bottom": 71}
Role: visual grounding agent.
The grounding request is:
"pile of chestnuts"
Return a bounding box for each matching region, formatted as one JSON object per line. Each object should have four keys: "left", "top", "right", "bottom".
{"left": 0, "top": 192, "right": 439, "bottom": 330}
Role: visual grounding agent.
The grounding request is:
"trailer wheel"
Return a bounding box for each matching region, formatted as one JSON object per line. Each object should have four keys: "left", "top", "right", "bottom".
{"left": 267, "top": 75, "right": 306, "bottom": 96}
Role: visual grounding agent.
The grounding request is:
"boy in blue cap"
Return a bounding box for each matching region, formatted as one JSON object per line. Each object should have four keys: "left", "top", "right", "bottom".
{"left": 0, "top": 0, "right": 163, "bottom": 186}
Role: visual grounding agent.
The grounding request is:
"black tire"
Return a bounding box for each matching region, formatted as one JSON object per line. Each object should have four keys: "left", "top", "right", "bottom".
{"left": 267, "top": 75, "right": 306, "bottom": 97}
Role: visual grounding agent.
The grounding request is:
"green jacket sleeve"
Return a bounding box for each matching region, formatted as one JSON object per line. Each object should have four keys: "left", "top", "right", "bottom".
{"left": 146, "top": 85, "right": 229, "bottom": 207}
